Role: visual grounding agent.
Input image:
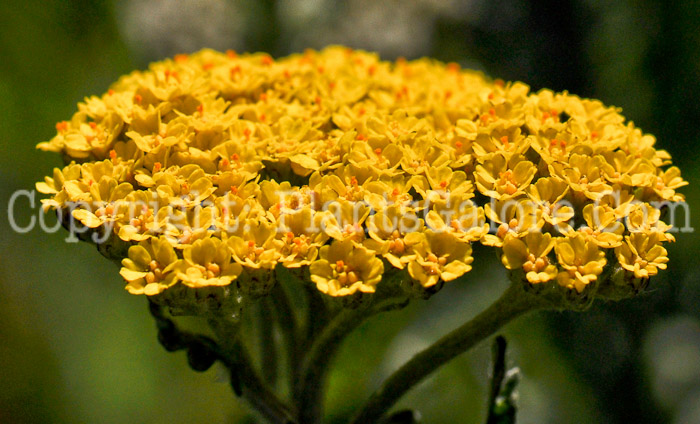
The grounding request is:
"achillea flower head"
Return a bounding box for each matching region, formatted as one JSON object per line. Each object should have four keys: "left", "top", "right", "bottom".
{"left": 37, "top": 46, "right": 686, "bottom": 307}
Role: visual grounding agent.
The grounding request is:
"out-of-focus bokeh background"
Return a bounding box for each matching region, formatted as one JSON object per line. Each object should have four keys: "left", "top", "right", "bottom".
{"left": 1, "top": 1, "right": 699, "bottom": 422}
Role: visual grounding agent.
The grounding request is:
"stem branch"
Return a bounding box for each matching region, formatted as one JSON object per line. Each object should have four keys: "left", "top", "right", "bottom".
{"left": 207, "top": 312, "right": 298, "bottom": 424}
{"left": 270, "top": 278, "right": 301, "bottom": 386}
{"left": 296, "top": 294, "right": 409, "bottom": 423}
{"left": 259, "top": 298, "right": 279, "bottom": 386}
{"left": 351, "top": 283, "right": 552, "bottom": 424}
{"left": 233, "top": 341, "right": 298, "bottom": 424}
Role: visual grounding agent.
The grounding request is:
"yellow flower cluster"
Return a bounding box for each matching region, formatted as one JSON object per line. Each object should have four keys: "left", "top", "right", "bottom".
{"left": 37, "top": 46, "right": 686, "bottom": 297}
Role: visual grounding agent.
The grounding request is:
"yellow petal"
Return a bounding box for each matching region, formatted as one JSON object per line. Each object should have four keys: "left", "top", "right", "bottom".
{"left": 119, "top": 268, "right": 148, "bottom": 282}
{"left": 72, "top": 209, "right": 103, "bottom": 228}
{"left": 442, "top": 261, "right": 472, "bottom": 281}
{"left": 127, "top": 245, "right": 152, "bottom": 268}
{"left": 502, "top": 236, "right": 528, "bottom": 269}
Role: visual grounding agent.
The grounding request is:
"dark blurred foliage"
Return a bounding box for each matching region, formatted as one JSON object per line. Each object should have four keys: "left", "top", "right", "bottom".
{"left": 1, "top": 1, "right": 699, "bottom": 423}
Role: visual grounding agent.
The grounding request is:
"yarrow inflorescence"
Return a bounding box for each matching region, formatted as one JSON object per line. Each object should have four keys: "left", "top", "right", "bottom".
{"left": 37, "top": 46, "right": 687, "bottom": 299}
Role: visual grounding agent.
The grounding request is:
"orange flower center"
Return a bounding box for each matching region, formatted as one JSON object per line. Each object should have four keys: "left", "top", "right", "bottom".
{"left": 145, "top": 260, "right": 164, "bottom": 284}
{"left": 246, "top": 241, "right": 265, "bottom": 261}
{"left": 497, "top": 170, "right": 518, "bottom": 195}
{"left": 522, "top": 254, "right": 549, "bottom": 273}
{"left": 334, "top": 260, "right": 359, "bottom": 286}
{"left": 423, "top": 252, "right": 447, "bottom": 275}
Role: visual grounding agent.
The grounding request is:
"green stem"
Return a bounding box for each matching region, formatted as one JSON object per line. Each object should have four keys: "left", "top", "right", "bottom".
{"left": 296, "top": 294, "right": 409, "bottom": 424}
{"left": 486, "top": 336, "right": 508, "bottom": 422}
{"left": 486, "top": 336, "right": 519, "bottom": 424}
{"left": 295, "top": 308, "right": 366, "bottom": 423}
{"left": 303, "top": 279, "right": 330, "bottom": 347}
{"left": 243, "top": 0, "right": 281, "bottom": 54}
{"left": 276, "top": 266, "right": 329, "bottom": 352}
{"left": 209, "top": 317, "right": 298, "bottom": 424}
{"left": 270, "top": 278, "right": 301, "bottom": 387}
{"left": 233, "top": 342, "right": 298, "bottom": 424}
{"left": 259, "top": 298, "right": 279, "bottom": 386}
{"left": 350, "top": 283, "right": 552, "bottom": 424}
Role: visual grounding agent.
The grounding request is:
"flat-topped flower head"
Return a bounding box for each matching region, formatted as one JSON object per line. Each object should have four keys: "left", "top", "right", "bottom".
{"left": 35, "top": 46, "right": 685, "bottom": 300}
{"left": 33, "top": 50, "right": 694, "bottom": 424}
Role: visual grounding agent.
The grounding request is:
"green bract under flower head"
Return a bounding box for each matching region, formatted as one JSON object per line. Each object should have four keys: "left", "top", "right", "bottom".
{"left": 37, "top": 46, "right": 686, "bottom": 303}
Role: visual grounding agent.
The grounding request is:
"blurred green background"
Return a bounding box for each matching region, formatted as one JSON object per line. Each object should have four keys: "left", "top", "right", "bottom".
{"left": 1, "top": 0, "right": 699, "bottom": 423}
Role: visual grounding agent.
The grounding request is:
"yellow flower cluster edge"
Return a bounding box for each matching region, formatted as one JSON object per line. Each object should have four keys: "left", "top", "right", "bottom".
{"left": 36, "top": 46, "right": 687, "bottom": 298}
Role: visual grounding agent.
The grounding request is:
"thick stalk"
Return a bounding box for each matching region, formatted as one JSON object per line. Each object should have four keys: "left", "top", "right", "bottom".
{"left": 296, "top": 307, "right": 368, "bottom": 423}
{"left": 276, "top": 266, "right": 329, "bottom": 351}
{"left": 209, "top": 317, "right": 298, "bottom": 424}
{"left": 259, "top": 298, "right": 279, "bottom": 385}
{"left": 350, "top": 283, "right": 552, "bottom": 424}
{"left": 303, "top": 281, "right": 330, "bottom": 347}
{"left": 270, "top": 279, "right": 301, "bottom": 386}
{"left": 296, "top": 295, "right": 408, "bottom": 424}
{"left": 233, "top": 342, "right": 298, "bottom": 424}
